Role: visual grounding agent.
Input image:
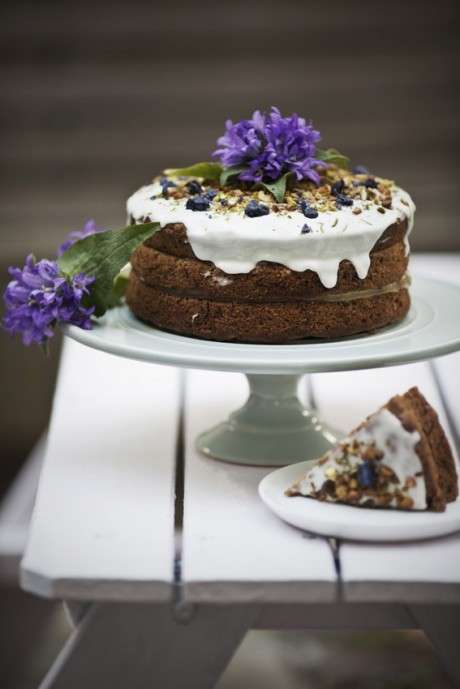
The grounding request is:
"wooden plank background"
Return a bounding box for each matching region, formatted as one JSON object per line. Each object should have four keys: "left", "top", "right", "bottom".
{"left": 0, "top": 0, "right": 458, "bottom": 492}
{"left": 1, "top": 0, "right": 458, "bottom": 259}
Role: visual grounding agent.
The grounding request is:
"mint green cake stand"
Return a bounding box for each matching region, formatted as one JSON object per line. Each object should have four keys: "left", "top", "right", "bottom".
{"left": 65, "top": 276, "right": 460, "bottom": 466}
{"left": 196, "top": 374, "right": 339, "bottom": 465}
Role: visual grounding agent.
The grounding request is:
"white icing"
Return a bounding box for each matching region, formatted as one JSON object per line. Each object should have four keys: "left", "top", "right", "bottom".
{"left": 202, "top": 269, "right": 232, "bottom": 286}
{"left": 213, "top": 275, "right": 233, "bottom": 286}
{"left": 127, "top": 183, "right": 415, "bottom": 289}
{"left": 118, "top": 262, "right": 132, "bottom": 279}
{"left": 296, "top": 408, "right": 426, "bottom": 510}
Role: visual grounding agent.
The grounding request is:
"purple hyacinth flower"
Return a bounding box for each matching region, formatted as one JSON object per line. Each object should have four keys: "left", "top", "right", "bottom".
{"left": 213, "top": 107, "right": 322, "bottom": 185}
{"left": 2, "top": 255, "right": 95, "bottom": 346}
{"left": 57, "top": 219, "right": 104, "bottom": 257}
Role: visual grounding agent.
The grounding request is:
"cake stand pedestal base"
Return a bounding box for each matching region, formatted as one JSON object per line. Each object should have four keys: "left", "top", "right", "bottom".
{"left": 196, "top": 374, "right": 341, "bottom": 466}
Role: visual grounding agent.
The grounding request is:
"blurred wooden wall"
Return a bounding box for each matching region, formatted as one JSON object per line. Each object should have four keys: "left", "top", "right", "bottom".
{"left": 0, "top": 0, "right": 458, "bottom": 491}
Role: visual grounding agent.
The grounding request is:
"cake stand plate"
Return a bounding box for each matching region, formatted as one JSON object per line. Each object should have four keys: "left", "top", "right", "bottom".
{"left": 259, "top": 460, "right": 460, "bottom": 541}
{"left": 65, "top": 275, "right": 460, "bottom": 466}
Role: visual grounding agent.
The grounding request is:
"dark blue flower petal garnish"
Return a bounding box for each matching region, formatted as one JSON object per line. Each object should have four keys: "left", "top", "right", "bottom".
{"left": 331, "top": 179, "right": 345, "bottom": 196}
{"left": 186, "top": 180, "right": 202, "bottom": 195}
{"left": 363, "top": 177, "right": 378, "bottom": 189}
{"left": 357, "top": 461, "right": 377, "bottom": 488}
{"left": 299, "top": 199, "right": 319, "bottom": 219}
{"left": 160, "top": 176, "right": 177, "bottom": 198}
{"left": 335, "top": 193, "right": 353, "bottom": 208}
{"left": 245, "top": 200, "right": 270, "bottom": 218}
{"left": 186, "top": 195, "right": 211, "bottom": 211}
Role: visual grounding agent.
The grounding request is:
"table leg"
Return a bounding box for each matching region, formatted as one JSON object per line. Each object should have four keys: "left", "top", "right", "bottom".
{"left": 409, "top": 604, "right": 460, "bottom": 688}
{"left": 63, "top": 601, "right": 90, "bottom": 627}
{"left": 39, "top": 602, "right": 258, "bottom": 689}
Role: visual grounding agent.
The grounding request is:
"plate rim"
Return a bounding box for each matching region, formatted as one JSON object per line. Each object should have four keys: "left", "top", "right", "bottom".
{"left": 258, "top": 460, "right": 460, "bottom": 543}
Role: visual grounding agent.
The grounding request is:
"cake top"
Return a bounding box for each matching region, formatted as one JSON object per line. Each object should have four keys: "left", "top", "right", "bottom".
{"left": 127, "top": 107, "right": 415, "bottom": 286}
{"left": 145, "top": 105, "right": 406, "bottom": 220}
{"left": 146, "top": 164, "right": 398, "bottom": 221}
{"left": 128, "top": 114, "right": 414, "bottom": 285}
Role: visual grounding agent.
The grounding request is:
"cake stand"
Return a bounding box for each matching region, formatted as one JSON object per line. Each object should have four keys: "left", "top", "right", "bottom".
{"left": 65, "top": 275, "right": 460, "bottom": 466}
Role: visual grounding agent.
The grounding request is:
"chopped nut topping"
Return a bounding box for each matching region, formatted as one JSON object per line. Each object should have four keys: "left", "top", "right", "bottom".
{"left": 336, "top": 485, "right": 348, "bottom": 500}
{"left": 398, "top": 496, "right": 415, "bottom": 510}
{"left": 404, "top": 476, "right": 417, "bottom": 489}
{"left": 362, "top": 444, "right": 383, "bottom": 462}
{"left": 153, "top": 163, "right": 398, "bottom": 221}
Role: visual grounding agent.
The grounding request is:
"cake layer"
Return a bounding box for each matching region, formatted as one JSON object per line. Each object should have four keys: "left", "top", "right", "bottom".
{"left": 131, "top": 237, "right": 408, "bottom": 303}
{"left": 141, "top": 218, "right": 408, "bottom": 262}
{"left": 126, "top": 273, "right": 410, "bottom": 343}
{"left": 387, "top": 388, "right": 458, "bottom": 509}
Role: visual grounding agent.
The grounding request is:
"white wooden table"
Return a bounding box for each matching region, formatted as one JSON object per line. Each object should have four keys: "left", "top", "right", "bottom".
{"left": 21, "top": 254, "right": 460, "bottom": 689}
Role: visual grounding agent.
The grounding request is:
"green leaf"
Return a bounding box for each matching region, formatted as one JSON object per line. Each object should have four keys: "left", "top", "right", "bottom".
{"left": 259, "top": 172, "right": 291, "bottom": 203}
{"left": 164, "top": 161, "right": 222, "bottom": 180}
{"left": 219, "top": 165, "right": 246, "bottom": 186}
{"left": 58, "top": 222, "right": 160, "bottom": 317}
{"left": 316, "top": 147, "right": 350, "bottom": 169}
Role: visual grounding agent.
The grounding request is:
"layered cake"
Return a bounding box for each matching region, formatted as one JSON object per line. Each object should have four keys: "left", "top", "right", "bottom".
{"left": 126, "top": 108, "right": 415, "bottom": 343}
{"left": 286, "top": 388, "right": 458, "bottom": 512}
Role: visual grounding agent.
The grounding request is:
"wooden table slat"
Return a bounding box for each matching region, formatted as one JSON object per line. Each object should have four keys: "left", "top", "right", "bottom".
{"left": 181, "top": 369, "right": 338, "bottom": 604}
{"left": 21, "top": 339, "right": 180, "bottom": 601}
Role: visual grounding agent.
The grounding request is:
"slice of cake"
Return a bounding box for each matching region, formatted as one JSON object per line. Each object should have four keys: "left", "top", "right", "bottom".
{"left": 125, "top": 107, "right": 415, "bottom": 343}
{"left": 286, "top": 388, "right": 458, "bottom": 512}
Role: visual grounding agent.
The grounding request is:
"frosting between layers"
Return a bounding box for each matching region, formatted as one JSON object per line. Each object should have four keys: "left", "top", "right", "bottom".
{"left": 277, "top": 275, "right": 410, "bottom": 304}
{"left": 136, "top": 275, "right": 410, "bottom": 304}
{"left": 127, "top": 183, "right": 415, "bottom": 288}
{"left": 294, "top": 408, "right": 426, "bottom": 509}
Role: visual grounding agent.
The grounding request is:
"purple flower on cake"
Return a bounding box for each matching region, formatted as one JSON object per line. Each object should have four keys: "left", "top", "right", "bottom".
{"left": 213, "top": 107, "right": 322, "bottom": 184}
{"left": 57, "top": 219, "right": 104, "bottom": 257}
{"left": 3, "top": 255, "right": 95, "bottom": 345}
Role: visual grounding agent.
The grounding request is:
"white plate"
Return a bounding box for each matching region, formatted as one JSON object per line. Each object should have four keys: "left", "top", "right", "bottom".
{"left": 259, "top": 461, "right": 460, "bottom": 542}
{"left": 65, "top": 275, "right": 460, "bottom": 374}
